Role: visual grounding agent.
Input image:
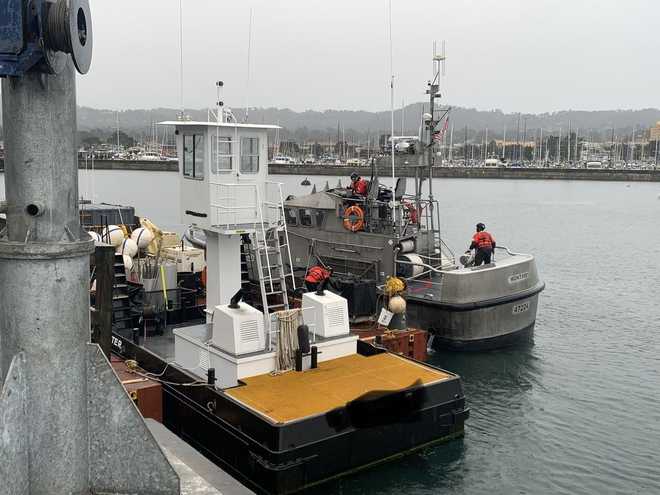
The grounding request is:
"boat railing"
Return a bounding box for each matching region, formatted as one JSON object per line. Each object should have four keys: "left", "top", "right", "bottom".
{"left": 494, "top": 245, "right": 525, "bottom": 257}
{"left": 208, "top": 181, "right": 284, "bottom": 229}
{"left": 209, "top": 181, "right": 260, "bottom": 229}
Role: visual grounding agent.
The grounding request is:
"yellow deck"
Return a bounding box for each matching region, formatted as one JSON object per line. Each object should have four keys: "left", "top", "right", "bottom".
{"left": 225, "top": 353, "right": 452, "bottom": 424}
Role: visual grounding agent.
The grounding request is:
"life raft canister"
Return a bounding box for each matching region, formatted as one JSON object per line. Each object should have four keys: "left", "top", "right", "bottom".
{"left": 343, "top": 205, "right": 365, "bottom": 232}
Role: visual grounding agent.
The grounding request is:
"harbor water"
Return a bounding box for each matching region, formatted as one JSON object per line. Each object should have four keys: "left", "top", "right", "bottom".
{"left": 1, "top": 171, "right": 658, "bottom": 494}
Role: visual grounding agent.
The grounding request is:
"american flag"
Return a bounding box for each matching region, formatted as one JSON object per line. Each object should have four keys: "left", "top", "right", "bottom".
{"left": 432, "top": 118, "right": 449, "bottom": 142}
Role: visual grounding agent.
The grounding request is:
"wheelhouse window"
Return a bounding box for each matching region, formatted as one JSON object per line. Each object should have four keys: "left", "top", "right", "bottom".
{"left": 315, "top": 210, "right": 325, "bottom": 228}
{"left": 285, "top": 208, "right": 297, "bottom": 226}
{"left": 211, "top": 135, "right": 232, "bottom": 174}
{"left": 240, "top": 137, "right": 259, "bottom": 173}
{"left": 299, "top": 209, "right": 313, "bottom": 226}
{"left": 183, "top": 134, "right": 205, "bottom": 179}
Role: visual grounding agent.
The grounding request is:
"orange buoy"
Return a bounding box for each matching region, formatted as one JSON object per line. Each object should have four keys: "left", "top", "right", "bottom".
{"left": 343, "top": 205, "right": 365, "bottom": 232}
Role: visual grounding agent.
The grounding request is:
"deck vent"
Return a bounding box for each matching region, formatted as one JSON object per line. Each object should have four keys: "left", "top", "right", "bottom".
{"left": 302, "top": 290, "right": 350, "bottom": 338}
{"left": 327, "top": 302, "right": 347, "bottom": 329}
{"left": 211, "top": 302, "right": 265, "bottom": 354}
{"left": 240, "top": 320, "right": 260, "bottom": 343}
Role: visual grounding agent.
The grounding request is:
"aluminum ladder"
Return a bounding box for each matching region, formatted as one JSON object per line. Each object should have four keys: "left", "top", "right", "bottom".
{"left": 252, "top": 183, "right": 297, "bottom": 345}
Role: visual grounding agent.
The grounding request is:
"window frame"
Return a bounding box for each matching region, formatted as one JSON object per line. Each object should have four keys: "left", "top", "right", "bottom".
{"left": 284, "top": 207, "right": 298, "bottom": 226}
{"left": 299, "top": 208, "right": 313, "bottom": 227}
{"left": 240, "top": 137, "right": 260, "bottom": 174}
{"left": 315, "top": 210, "right": 325, "bottom": 228}
{"left": 182, "top": 133, "right": 205, "bottom": 180}
{"left": 211, "top": 135, "right": 233, "bottom": 174}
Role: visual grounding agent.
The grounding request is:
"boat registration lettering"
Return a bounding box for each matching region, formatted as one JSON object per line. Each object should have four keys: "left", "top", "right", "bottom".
{"left": 512, "top": 301, "right": 530, "bottom": 314}
{"left": 111, "top": 335, "right": 124, "bottom": 352}
{"left": 508, "top": 272, "right": 529, "bottom": 284}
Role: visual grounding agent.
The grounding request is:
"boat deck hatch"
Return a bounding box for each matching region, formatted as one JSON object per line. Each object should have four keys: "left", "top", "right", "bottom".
{"left": 225, "top": 353, "right": 451, "bottom": 424}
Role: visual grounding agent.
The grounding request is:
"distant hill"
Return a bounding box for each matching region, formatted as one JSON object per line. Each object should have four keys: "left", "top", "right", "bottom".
{"left": 3, "top": 104, "right": 659, "bottom": 143}
{"left": 76, "top": 104, "right": 660, "bottom": 143}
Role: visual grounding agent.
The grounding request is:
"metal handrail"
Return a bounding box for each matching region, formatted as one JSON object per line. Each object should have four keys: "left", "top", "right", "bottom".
{"left": 395, "top": 258, "right": 444, "bottom": 274}
{"left": 209, "top": 204, "right": 257, "bottom": 211}
{"left": 208, "top": 181, "right": 260, "bottom": 187}
{"left": 494, "top": 245, "right": 524, "bottom": 256}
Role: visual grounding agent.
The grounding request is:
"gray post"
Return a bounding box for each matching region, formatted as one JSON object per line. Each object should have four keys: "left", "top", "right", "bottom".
{"left": 0, "top": 2, "right": 179, "bottom": 493}
{"left": 0, "top": 63, "right": 92, "bottom": 495}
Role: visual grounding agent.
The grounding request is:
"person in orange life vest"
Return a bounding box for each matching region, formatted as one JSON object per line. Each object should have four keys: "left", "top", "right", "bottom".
{"left": 350, "top": 172, "right": 368, "bottom": 196}
{"left": 305, "top": 265, "right": 334, "bottom": 292}
{"left": 466, "top": 222, "right": 496, "bottom": 266}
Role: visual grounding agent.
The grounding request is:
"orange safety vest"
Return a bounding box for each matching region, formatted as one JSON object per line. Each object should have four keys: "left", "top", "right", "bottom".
{"left": 305, "top": 266, "right": 331, "bottom": 283}
{"left": 351, "top": 179, "right": 368, "bottom": 195}
{"left": 472, "top": 231, "right": 495, "bottom": 250}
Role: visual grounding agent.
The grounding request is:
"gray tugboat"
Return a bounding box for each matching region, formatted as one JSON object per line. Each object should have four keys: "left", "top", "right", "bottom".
{"left": 283, "top": 57, "right": 544, "bottom": 351}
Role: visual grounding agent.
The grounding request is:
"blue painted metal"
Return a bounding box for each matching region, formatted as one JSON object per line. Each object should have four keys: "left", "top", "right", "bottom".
{"left": 0, "top": 0, "right": 24, "bottom": 54}
{"left": 0, "top": 0, "right": 48, "bottom": 77}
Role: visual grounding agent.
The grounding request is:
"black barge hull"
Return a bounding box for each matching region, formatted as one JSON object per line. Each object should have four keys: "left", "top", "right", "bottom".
{"left": 112, "top": 334, "right": 468, "bottom": 494}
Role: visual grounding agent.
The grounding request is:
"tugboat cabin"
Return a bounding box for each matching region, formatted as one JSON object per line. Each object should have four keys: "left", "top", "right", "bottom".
{"left": 160, "top": 120, "right": 279, "bottom": 232}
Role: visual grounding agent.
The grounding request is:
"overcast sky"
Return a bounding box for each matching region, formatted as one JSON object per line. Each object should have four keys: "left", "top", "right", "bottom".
{"left": 79, "top": 0, "right": 660, "bottom": 114}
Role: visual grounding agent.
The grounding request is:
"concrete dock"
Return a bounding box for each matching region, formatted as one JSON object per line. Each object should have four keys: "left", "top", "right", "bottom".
{"left": 147, "top": 420, "right": 254, "bottom": 495}
{"left": 1, "top": 159, "right": 658, "bottom": 181}
{"left": 268, "top": 163, "right": 660, "bottom": 182}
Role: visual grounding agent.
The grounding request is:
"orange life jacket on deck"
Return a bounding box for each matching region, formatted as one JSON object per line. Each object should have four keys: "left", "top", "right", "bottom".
{"left": 351, "top": 178, "right": 368, "bottom": 195}
{"left": 305, "top": 266, "right": 331, "bottom": 283}
{"left": 472, "top": 231, "right": 495, "bottom": 250}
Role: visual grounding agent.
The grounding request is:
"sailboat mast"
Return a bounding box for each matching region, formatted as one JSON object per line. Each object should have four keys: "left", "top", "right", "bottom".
{"left": 558, "top": 127, "right": 562, "bottom": 164}
{"left": 449, "top": 123, "right": 454, "bottom": 162}
{"left": 567, "top": 119, "right": 572, "bottom": 163}
{"left": 502, "top": 125, "right": 506, "bottom": 160}
{"left": 484, "top": 127, "right": 488, "bottom": 161}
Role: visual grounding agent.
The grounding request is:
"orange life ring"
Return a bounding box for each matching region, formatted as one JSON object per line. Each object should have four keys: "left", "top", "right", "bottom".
{"left": 343, "top": 205, "right": 364, "bottom": 232}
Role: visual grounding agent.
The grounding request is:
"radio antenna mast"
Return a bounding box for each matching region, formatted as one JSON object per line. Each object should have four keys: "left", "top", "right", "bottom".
{"left": 244, "top": 8, "right": 253, "bottom": 123}
{"left": 178, "top": 0, "right": 185, "bottom": 120}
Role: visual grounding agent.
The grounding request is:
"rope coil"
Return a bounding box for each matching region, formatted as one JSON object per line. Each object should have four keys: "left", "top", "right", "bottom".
{"left": 275, "top": 309, "right": 301, "bottom": 372}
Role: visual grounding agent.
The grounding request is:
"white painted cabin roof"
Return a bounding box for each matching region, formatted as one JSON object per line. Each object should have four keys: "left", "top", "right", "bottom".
{"left": 159, "top": 121, "right": 281, "bottom": 130}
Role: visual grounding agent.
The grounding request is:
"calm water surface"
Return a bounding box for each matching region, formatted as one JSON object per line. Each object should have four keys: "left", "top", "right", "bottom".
{"left": 1, "top": 171, "right": 658, "bottom": 494}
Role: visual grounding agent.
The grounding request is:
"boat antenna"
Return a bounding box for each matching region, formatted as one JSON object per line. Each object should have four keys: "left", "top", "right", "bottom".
{"left": 244, "top": 7, "right": 253, "bottom": 123}
{"left": 178, "top": 0, "right": 185, "bottom": 120}
{"left": 425, "top": 41, "right": 447, "bottom": 256}
{"left": 216, "top": 80, "right": 224, "bottom": 124}
{"left": 388, "top": 0, "right": 396, "bottom": 233}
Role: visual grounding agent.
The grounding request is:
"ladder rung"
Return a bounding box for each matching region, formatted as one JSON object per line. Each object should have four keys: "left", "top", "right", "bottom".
{"left": 265, "top": 291, "right": 283, "bottom": 296}
{"left": 267, "top": 304, "right": 285, "bottom": 309}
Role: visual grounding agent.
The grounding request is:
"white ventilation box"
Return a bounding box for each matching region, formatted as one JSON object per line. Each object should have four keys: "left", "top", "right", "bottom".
{"left": 302, "top": 291, "right": 350, "bottom": 338}
{"left": 212, "top": 302, "right": 265, "bottom": 355}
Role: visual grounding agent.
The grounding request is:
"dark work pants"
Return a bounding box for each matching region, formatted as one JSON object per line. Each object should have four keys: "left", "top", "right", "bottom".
{"left": 305, "top": 279, "right": 335, "bottom": 292}
{"left": 305, "top": 281, "right": 320, "bottom": 292}
{"left": 474, "top": 248, "right": 493, "bottom": 266}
